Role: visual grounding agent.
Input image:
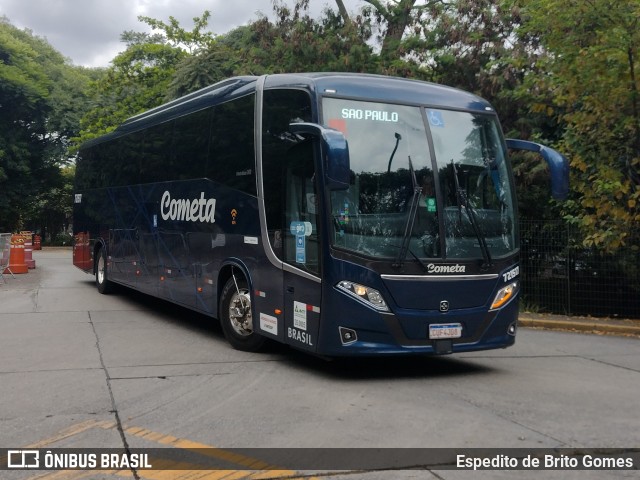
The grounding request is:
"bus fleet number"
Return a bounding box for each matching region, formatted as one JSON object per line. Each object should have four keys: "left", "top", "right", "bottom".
{"left": 502, "top": 266, "right": 519, "bottom": 283}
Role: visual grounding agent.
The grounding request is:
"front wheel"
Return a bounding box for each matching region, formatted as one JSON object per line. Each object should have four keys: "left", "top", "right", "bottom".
{"left": 95, "top": 247, "right": 113, "bottom": 294}
{"left": 219, "top": 275, "right": 265, "bottom": 352}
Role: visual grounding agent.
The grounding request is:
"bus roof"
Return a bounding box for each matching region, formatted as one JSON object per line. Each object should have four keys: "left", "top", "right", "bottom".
{"left": 264, "top": 72, "right": 493, "bottom": 112}
{"left": 82, "top": 73, "right": 494, "bottom": 149}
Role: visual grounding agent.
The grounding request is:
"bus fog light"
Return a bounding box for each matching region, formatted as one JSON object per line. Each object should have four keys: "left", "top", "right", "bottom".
{"left": 490, "top": 281, "right": 519, "bottom": 310}
{"left": 339, "top": 327, "right": 358, "bottom": 345}
{"left": 508, "top": 322, "right": 517, "bottom": 336}
{"left": 337, "top": 281, "right": 389, "bottom": 312}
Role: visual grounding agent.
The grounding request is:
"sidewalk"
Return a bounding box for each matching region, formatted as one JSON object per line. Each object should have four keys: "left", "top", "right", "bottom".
{"left": 519, "top": 311, "right": 640, "bottom": 337}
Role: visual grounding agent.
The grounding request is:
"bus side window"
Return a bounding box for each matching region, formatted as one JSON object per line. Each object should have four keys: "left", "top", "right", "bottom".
{"left": 142, "top": 120, "right": 174, "bottom": 184}
{"left": 209, "top": 94, "right": 256, "bottom": 195}
{"left": 173, "top": 108, "right": 212, "bottom": 181}
{"left": 116, "top": 132, "right": 143, "bottom": 186}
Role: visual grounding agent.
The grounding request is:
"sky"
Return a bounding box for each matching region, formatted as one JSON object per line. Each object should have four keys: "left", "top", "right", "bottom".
{"left": 0, "top": 0, "right": 365, "bottom": 68}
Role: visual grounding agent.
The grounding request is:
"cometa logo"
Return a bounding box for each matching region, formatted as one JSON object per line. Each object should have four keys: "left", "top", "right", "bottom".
{"left": 160, "top": 191, "right": 216, "bottom": 223}
{"left": 427, "top": 263, "right": 466, "bottom": 274}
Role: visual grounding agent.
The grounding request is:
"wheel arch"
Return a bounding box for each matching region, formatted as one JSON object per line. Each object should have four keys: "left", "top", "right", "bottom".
{"left": 217, "top": 259, "right": 253, "bottom": 319}
{"left": 92, "top": 237, "right": 107, "bottom": 274}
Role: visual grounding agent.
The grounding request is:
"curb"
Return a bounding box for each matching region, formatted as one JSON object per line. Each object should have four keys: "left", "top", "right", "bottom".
{"left": 518, "top": 315, "right": 640, "bottom": 337}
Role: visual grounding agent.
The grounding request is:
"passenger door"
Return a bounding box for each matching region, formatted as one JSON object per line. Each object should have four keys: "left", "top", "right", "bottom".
{"left": 282, "top": 140, "right": 322, "bottom": 353}
{"left": 260, "top": 88, "right": 322, "bottom": 352}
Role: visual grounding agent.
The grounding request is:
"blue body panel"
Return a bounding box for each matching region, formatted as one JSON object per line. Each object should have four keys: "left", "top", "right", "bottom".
{"left": 74, "top": 73, "right": 527, "bottom": 357}
{"left": 315, "top": 259, "right": 518, "bottom": 356}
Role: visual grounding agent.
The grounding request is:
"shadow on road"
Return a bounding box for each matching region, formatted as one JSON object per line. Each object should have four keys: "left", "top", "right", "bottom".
{"left": 285, "top": 349, "right": 495, "bottom": 381}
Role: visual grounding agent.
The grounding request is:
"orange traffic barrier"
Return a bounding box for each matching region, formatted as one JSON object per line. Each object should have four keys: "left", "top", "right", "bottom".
{"left": 6, "top": 234, "right": 28, "bottom": 274}
{"left": 73, "top": 231, "right": 92, "bottom": 271}
{"left": 34, "top": 234, "right": 42, "bottom": 250}
{"left": 21, "top": 231, "right": 36, "bottom": 269}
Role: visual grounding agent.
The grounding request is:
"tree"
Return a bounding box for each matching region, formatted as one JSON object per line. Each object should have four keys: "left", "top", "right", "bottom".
{"left": 24, "top": 165, "right": 75, "bottom": 241}
{"left": 0, "top": 20, "right": 48, "bottom": 230}
{"left": 166, "top": 26, "right": 249, "bottom": 99}
{"left": 518, "top": 0, "right": 640, "bottom": 251}
{"left": 77, "top": 12, "right": 219, "bottom": 143}
{"left": 0, "top": 18, "right": 93, "bottom": 232}
{"left": 76, "top": 41, "right": 186, "bottom": 145}
{"left": 245, "top": 1, "right": 377, "bottom": 74}
{"left": 165, "top": 1, "right": 379, "bottom": 98}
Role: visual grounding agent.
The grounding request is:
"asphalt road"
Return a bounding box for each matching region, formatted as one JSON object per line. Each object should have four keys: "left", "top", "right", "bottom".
{"left": 1, "top": 249, "right": 638, "bottom": 480}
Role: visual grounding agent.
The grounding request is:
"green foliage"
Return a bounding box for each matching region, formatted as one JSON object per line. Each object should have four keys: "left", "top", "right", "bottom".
{"left": 23, "top": 165, "right": 75, "bottom": 238}
{"left": 517, "top": 0, "right": 640, "bottom": 252}
{"left": 245, "top": 1, "right": 378, "bottom": 75}
{"left": 75, "top": 42, "right": 186, "bottom": 145}
{"left": 139, "top": 10, "right": 216, "bottom": 53}
{"left": 0, "top": 18, "right": 93, "bottom": 232}
{"left": 76, "top": 12, "right": 218, "bottom": 143}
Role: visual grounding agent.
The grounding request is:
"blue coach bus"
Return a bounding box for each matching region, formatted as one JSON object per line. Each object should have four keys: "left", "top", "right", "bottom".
{"left": 73, "top": 73, "right": 568, "bottom": 356}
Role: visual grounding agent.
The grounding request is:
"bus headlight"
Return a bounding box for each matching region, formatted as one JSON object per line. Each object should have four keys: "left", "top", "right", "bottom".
{"left": 490, "top": 281, "right": 519, "bottom": 310}
{"left": 337, "top": 281, "right": 389, "bottom": 312}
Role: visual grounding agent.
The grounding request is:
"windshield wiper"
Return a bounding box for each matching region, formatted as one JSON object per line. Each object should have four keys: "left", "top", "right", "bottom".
{"left": 451, "top": 160, "right": 493, "bottom": 269}
{"left": 393, "top": 156, "right": 422, "bottom": 269}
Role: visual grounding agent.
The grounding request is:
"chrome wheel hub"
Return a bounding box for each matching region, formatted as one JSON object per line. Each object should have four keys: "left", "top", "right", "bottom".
{"left": 97, "top": 255, "right": 105, "bottom": 284}
{"left": 228, "top": 289, "right": 252, "bottom": 336}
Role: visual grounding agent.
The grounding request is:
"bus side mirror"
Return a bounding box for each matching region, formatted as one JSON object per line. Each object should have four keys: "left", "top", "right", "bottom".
{"left": 506, "top": 139, "right": 570, "bottom": 200}
{"left": 290, "top": 122, "right": 350, "bottom": 190}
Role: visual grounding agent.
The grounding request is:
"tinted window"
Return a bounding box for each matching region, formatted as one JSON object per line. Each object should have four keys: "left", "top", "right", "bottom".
{"left": 78, "top": 95, "right": 256, "bottom": 191}
{"left": 115, "top": 131, "right": 143, "bottom": 186}
{"left": 209, "top": 94, "right": 256, "bottom": 195}
{"left": 91, "top": 137, "right": 122, "bottom": 188}
{"left": 142, "top": 120, "right": 174, "bottom": 183}
{"left": 173, "top": 108, "right": 212, "bottom": 180}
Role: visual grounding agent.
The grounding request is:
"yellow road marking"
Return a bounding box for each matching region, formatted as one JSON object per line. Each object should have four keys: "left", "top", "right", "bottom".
{"left": 116, "top": 425, "right": 300, "bottom": 477}
{"left": 0, "top": 420, "right": 117, "bottom": 469}
{"left": 8, "top": 420, "right": 317, "bottom": 480}
{"left": 27, "top": 469, "right": 126, "bottom": 479}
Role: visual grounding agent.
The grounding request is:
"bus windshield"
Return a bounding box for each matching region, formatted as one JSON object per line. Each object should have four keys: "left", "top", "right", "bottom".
{"left": 322, "top": 97, "right": 517, "bottom": 262}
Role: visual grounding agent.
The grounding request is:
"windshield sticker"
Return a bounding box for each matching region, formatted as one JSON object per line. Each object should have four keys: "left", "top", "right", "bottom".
{"left": 427, "top": 110, "right": 445, "bottom": 128}
{"left": 290, "top": 222, "right": 309, "bottom": 263}
{"left": 295, "top": 235, "right": 306, "bottom": 264}
{"left": 341, "top": 108, "right": 399, "bottom": 123}
{"left": 306, "top": 193, "right": 317, "bottom": 214}
{"left": 290, "top": 221, "right": 312, "bottom": 237}
{"left": 328, "top": 118, "right": 347, "bottom": 135}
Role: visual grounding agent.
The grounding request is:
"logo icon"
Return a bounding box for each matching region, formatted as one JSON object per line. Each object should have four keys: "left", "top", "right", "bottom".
{"left": 231, "top": 209, "right": 238, "bottom": 225}
{"left": 8, "top": 450, "right": 40, "bottom": 469}
{"left": 439, "top": 300, "right": 449, "bottom": 313}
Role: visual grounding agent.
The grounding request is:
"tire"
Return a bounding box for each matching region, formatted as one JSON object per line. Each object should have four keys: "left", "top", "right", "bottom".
{"left": 219, "top": 276, "right": 265, "bottom": 352}
{"left": 95, "top": 247, "right": 113, "bottom": 294}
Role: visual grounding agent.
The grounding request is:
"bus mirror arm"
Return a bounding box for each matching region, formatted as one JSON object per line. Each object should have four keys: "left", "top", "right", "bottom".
{"left": 290, "top": 122, "right": 350, "bottom": 190}
{"left": 506, "top": 139, "right": 570, "bottom": 200}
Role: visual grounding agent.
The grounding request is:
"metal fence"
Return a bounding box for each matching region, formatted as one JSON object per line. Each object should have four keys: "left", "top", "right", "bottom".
{"left": 520, "top": 221, "right": 640, "bottom": 319}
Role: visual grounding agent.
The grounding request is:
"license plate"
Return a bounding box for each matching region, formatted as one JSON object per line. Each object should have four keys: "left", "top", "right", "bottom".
{"left": 429, "top": 323, "right": 462, "bottom": 339}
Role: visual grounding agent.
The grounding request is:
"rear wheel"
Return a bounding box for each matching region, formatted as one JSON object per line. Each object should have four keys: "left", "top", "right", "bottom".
{"left": 219, "top": 275, "right": 265, "bottom": 352}
{"left": 95, "top": 247, "right": 113, "bottom": 294}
